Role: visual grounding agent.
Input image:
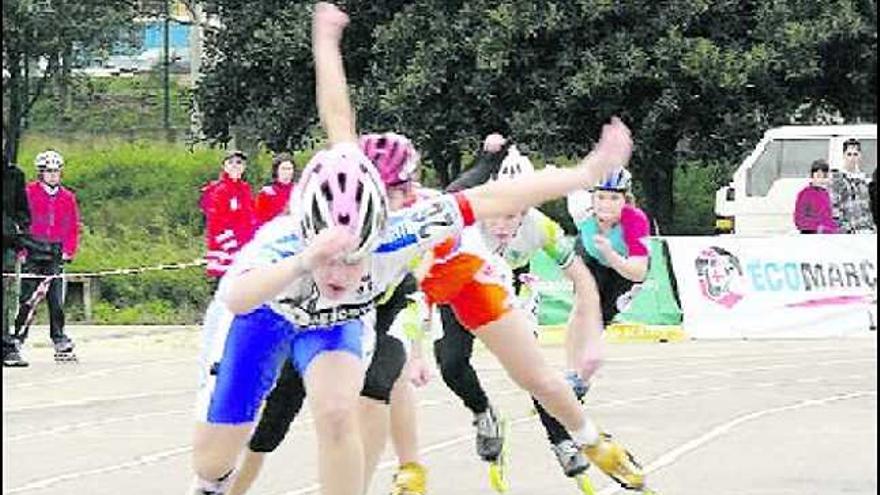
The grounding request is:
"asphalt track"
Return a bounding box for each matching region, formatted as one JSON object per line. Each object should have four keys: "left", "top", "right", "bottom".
{"left": 3, "top": 325, "right": 877, "bottom": 495}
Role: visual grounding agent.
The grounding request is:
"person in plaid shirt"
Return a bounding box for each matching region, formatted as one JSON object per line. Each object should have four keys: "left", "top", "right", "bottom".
{"left": 829, "top": 138, "right": 876, "bottom": 234}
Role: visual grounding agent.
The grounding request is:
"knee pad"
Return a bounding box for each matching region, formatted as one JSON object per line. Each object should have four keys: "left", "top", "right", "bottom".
{"left": 360, "top": 337, "right": 406, "bottom": 403}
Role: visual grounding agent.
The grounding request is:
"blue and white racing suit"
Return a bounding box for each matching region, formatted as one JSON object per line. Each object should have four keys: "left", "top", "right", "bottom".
{"left": 195, "top": 193, "right": 474, "bottom": 424}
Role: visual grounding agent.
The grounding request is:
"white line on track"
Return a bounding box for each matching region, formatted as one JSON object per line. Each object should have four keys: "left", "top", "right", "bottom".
{"left": 595, "top": 390, "right": 878, "bottom": 495}
{"left": 4, "top": 351, "right": 874, "bottom": 492}
{"left": 3, "top": 358, "right": 193, "bottom": 390}
{"left": 2, "top": 389, "right": 194, "bottom": 414}
{"left": 3, "top": 409, "right": 192, "bottom": 442}
{"left": 3, "top": 445, "right": 193, "bottom": 494}
{"left": 273, "top": 383, "right": 877, "bottom": 495}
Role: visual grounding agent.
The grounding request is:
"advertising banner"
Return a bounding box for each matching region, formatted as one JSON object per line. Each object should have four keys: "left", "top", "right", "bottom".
{"left": 665, "top": 235, "right": 877, "bottom": 339}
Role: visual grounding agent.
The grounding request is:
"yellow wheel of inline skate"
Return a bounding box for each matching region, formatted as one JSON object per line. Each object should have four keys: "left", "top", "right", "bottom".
{"left": 487, "top": 417, "right": 511, "bottom": 493}
{"left": 575, "top": 472, "right": 597, "bottom": 495}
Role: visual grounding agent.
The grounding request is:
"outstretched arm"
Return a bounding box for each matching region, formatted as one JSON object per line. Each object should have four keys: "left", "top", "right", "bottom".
{"left": 313, "top": 2, "right": 356, "bottom": 145}
{"left": 562, "top": 258, "right": 604, "bottom": 381}
{"left": 462, "top": 118, "right": 632, "bottom": 221}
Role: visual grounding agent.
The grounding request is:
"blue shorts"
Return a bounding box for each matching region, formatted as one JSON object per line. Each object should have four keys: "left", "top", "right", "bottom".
{"left": 195, "top": 305, "right": 368, "bottom": 424}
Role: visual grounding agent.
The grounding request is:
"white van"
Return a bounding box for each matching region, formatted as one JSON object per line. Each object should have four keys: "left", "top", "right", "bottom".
{"left": 714, "top": 124, "right": 877, "bottom": 236}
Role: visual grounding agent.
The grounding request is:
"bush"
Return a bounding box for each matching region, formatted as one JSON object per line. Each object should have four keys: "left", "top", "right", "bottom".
{"left": 670, "top": 162, "right": 731, "bottom": 235}
{"left": 18, "top": 134, "right": 251, "bottom": 324}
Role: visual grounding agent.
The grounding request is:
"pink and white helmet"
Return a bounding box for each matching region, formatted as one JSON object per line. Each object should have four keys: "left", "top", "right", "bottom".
{"left": 359, "top": 132, "right": 419, "bottom": 187}
{"left": 293, "top": 143, "right": 388, "bottom": 261}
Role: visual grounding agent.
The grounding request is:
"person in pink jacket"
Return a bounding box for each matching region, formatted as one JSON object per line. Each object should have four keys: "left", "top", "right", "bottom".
{"left": 794, "top": 159, "right": 839, "bottom": 234}
{"left": 13, "top": 150, "right": 80, "bottom": 361}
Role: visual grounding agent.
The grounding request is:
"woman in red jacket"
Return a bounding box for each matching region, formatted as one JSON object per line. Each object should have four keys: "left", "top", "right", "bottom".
{"left": 253, "top": 153, "right": 296, "bottom": 226}
{"left": 14, "top": 150, "right": 80, "bottom": 361}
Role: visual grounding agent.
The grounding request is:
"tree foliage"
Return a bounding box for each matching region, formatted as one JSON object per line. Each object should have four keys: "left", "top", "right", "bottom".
{"left": 2, "top": 0, "right": 139, "bottom": 163}
{"left": 195, "top": 0, "right": 876, "bottom": 229}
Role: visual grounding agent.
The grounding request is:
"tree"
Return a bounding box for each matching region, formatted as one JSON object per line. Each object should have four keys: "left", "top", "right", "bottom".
{"left": 195, "top": 0, "right": 876, "bottom": 229}
{"left": 2, "top": 0, "right": 138, "bottom": 164}
{"left": 358, "top": 0, "right": 877, "bottom": 228}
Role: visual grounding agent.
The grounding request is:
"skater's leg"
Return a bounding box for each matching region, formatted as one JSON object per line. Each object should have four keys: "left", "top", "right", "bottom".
{"left": 433, "top": 305, "right": 489, "bottom": 415}
{"left": 191, "top": 308, "right": 289, "bottom": 494}
{"left": 359, "top": 397, "right": 390, "bottom": 489}
{"left": 474, "top": 309, "right": 597, "bottom": 443}
{"left": 229, "top": 360, "right": 307, "bottom": 495}
{"left": 534, "top": 397, "right": 572, "bottom": 446}
{"left": 390, "top": 378, "right": 420, "bottom": 465}
{"left": 47, "top": 272, "right": 67, "bottom": 345}
{"left": 191, "top": 422, "right": 253, "bottom": 485}
{"left": 388, "top": 378, "right": 428, "bottom": 495}
{"left": 360, "top": 311, "right": 408, "bottom": 489}
{"left": 227, "top": 451, "right": 265, "bottom": 495}
{"left": 13, "top": 263, "right": 41, "bottom": 343}
{"left": 304, "top": 351, "right": 366, "bottom": 495}
{"left": 2, "top": 252, "right": 27, "bottom": 366}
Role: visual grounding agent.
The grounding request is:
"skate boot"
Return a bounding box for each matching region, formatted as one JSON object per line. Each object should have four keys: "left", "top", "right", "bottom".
{"left": 581, "top": 433, "right": 645, "bottom": 490}
{"left": 390, "top": 462, "right": 427, "bottom": 495}
{"left": 474, "top": 406, "right": 504, "bottom": 462}
{"left": 53, "top": 338, "right": 77, "bottom": 363}
{"left": 553, "top": 439, "right": 597, "bottom": 494}
{"left": 483, "top": 411, "right": 511, "bottom": 493}
{"left": 552, "top": 439, "right": 590, "bottom": 477}
{"left": 3, "top": 342, "right": 29, "bottom": 368}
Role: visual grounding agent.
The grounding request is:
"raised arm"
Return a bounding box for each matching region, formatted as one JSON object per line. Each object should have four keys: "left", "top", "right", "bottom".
{"left": 313, "top": 2, "right": 356, "bottom": 145}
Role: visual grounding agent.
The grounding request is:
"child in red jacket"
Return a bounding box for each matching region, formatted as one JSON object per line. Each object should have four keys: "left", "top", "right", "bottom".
{"left": 794, "top": 159, "right": 839, "bottom": 234}
{"left": 14, "top": 150, "right": 80, "bottom": 361}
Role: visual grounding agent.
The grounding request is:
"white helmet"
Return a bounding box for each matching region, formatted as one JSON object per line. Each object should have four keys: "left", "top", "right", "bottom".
{"left": 35, "top": 150, "right": 64, "bottom": 172}
{"left": 293, "top": 143, "right": 388, "bottom": 261}
{"left": 494, "top": 145, "right": 534, "bottom": 181}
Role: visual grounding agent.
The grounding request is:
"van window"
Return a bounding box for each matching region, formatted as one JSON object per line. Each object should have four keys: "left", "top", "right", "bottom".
{"left": 747, "top": 139, "right": 829, "bottom": 196}
{"left": 855, "top": 138, "right": 877, "bottom": 175}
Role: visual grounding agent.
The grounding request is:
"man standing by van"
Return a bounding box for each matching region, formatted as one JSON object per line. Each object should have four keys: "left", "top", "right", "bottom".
{"left": 829, "top": 138, "right": 875, "bottom": 233}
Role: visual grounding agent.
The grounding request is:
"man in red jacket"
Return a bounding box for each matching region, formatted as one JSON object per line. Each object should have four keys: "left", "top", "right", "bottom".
{"left": 13, "top": 150, "right": 80, "bottom": 362}
{"left": 198, "top": 150, "right": 257, "bottom": 373}
{"left": 200, "top": 150, "right": 257, "bottom": 280}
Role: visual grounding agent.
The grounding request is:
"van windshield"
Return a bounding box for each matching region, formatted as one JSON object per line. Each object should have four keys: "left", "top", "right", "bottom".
{"left": 747, "top": 139, "right": 829, "bottom": 197}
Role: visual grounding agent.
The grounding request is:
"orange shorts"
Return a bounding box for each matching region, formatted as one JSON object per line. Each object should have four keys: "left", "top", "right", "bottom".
{"left": 420, "top": 243, "right": 513, "bottom": 331}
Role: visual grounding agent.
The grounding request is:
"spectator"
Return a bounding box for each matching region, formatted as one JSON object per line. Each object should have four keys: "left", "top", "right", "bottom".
{"left": 199, "top": 149, "right": 257, "bottom": 282}
{"left": 794, "top": 159, "right": 839, "bottom": 234}
{"left": 13, "top": 150, "right": 80, "bottom": 362}
{"left": 3, "top": 148, "right": 32, "bottom": 367}
{"left": 829, "top": 138, "right": 875, "bottom": 233}
{"left": 254, "top": 152, "right": 296, "bottom": 226}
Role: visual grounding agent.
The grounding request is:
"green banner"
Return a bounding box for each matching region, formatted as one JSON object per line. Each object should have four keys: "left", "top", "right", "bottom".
{"left": 529, "top": 238, "right": 682, "bottom": 326}
{"left": 530, "top": 250, "right": 572, "bottom": 325}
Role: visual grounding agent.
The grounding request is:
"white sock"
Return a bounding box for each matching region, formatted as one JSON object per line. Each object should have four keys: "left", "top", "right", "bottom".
{"left": 191, "top": 469, "right": 235, "bottom": 494}
{"left": 569, "top": 417, "right": 600, "bottom": 447}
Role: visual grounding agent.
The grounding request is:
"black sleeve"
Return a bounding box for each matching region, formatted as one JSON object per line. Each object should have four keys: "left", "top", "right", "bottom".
{"left": 870, "top": 176, "right": 878, "bottom": 226}
{"left": 445, "top": 144, "right": 509, "bottom": 193}
{"left": 14, "top": 168, "right": 30, "bottom": 231}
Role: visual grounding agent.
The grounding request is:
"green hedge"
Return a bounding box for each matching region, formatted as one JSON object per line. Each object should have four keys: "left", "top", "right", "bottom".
{"left": 19, "top": 135, "right": 232, "bottom": 324}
